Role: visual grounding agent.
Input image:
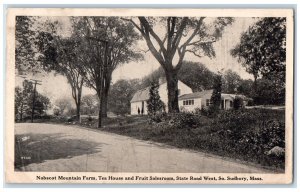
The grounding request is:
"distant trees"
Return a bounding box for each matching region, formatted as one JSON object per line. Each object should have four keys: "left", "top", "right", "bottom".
{"left": 107, "top": 79, "right": 139, "bottom": 115}
{"left": 125, "top": 17, "right": 234, "bottom": 113}
{"left": 55, "top": 98, "right": 73, "bottom": 115}
{"left": 222, "top": 69, "right": 242, "bottom": 94}
{"left": 237, "top": 79, "right": 253, "bottom": 97}
{"left": 15, "top": 80, "right": 50, "bottom": 122}
{"left": 147, "top": 81, "right": 165, "bottom": 115}
{"left": 254, "top": 77, "right": 285, "bottom": 105}
{"left": 81, "top": 94, "right": 99, "bottom": 115}
{"left": 231, "top": 17, "right": 286, "bottom": 105}
{"left": 141, "top": 61, "right": 216, "bottom": 92}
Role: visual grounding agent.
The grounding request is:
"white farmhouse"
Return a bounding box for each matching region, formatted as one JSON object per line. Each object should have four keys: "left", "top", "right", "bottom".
{"left": 130, "top": 78, "right": 193, "bottom": 115}
{"left": 130, "top": 79, "right": 248, "bottom": 115}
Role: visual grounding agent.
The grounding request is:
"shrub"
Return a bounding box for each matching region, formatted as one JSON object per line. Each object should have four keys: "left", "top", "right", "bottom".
{"left": 87, "top": 115, "right": 93, "bottom": 122}
{"left": 149, "top": 112, "right": 168, "bottom": 123}
{"left": 233, "top": 97, "right": 244, "bottom": 110}
{"left": 198, "top": 106, "right": 219, "bottom": 118}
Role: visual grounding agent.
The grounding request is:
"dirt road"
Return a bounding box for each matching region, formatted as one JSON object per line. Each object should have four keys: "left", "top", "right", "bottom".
{"left": 15, "top": 123, "right": 272, "bottom": 173}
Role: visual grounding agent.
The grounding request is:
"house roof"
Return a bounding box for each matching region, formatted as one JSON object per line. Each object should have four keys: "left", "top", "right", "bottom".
{"left": 179, "top": 90, "right": 248, "bottom": 101}
{"left": 221, "top": 94, "right": 236, "bottom": 100}
{"left": 130, "top": 87, "right": 150, "bottom": 103}
{"left": 178, "top": 90, "right": 213, "bottom": 100}
{"left": 130, "top": 79, "right": 185, "bottom": 103}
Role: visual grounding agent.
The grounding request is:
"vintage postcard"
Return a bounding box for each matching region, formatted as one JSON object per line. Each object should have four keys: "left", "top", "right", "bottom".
{"left": 5, "top": 8, "right": 294, "bottom": 184}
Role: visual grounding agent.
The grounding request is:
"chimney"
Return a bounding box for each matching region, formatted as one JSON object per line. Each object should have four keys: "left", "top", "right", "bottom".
{"left": 159, "top": 76, "right": 166, "bottom": 84}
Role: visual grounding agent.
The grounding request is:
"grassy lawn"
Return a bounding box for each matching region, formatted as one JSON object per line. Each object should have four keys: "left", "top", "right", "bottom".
{"left": 78, "top": 108, "right": 285, "bottom": 171}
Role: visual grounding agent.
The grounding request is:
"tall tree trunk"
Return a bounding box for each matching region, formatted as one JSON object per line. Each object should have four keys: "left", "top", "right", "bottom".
{"left": 101, "top": 78, "right": 110, "bottom": 118}
{"left": 76, "top": 103, "right": 80, "bottom": 121}
{"left": 101, "top": 92, "right": 108, "bottom": 117}
{"left": 97, "top": 78, "right": 105, "bottom": 128}
{"left": 165, "top": 69, "right": 179, "bottom": 113}
{"left": 252, "top": 74, "right": 258, "bottom": 104}
{"left": 97, "top": 91, "right": 104, "bottom": 128}
{"left": 75, "top": 84, "right": 83, "bottom": 122}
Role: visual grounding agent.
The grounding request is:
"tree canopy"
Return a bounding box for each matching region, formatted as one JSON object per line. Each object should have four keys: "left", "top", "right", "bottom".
{"left": 15, "top": 80, "right": 51, "bottom": 121}
{"left": 108, "top": 79, "right": 140, "bottom": 115}
{"left": 140, "top": 61, "right": 217, "bottom": 92}
{"left": 124, "top": 17, "right": 234, "bottom": 112}
{"left": 231, "top": 17, "right": 286, "bottom": 83}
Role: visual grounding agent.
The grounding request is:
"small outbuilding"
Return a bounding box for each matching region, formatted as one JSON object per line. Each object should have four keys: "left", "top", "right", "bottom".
{"left": 179, "top": 89, "right": 248, "bottom": 112}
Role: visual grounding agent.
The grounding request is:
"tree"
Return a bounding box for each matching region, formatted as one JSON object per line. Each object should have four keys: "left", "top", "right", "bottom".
{"left": 15, "top": 80, "right": 50, "bottom": 121}
{"left": 231, "top": 17, "right": 286, "bottom": 88}
{"left": 210, "top": 73, "right": 222, "bottom": 111}
{"left": 124, "top": 17, "right": 233, "bottom": 112}
{"left": 36, "top": 21, "right": 85, "bottom": 121}
{"left": 233, "top": 97, "right": 243, "bottom": 110}
{"left": 31, "top": 93, "right": 51, "bottom": 116}
{"left": 15, "top": 80, "right": 34, "bottom": 121}
{"left": 108, "top": 79, "right": 138, "bottom": 115}
{"left": 141, "top": 61, "right": 216, "bottom": 92}
{"left": 71, "top": 17, "right": 142, "bottom": 127}
{"left": 147, "top": 81, "right": 165, "bottom": 115}
{"left": 15, "top": 16, "right": 37, "bottom": 73}
{"left": 222, "top": 69, "right": 242, "bottom": 94}
{"left": 81, "top": 94, "right": 99, "bottom": 115}
{"left": 55, "top": 98, "right": 73, "bottom": 115}
{"left": 15, "top": 86, "right": 28, "bottom": 121}
{"left": 237, "top": 79, "right": 254, "bottom": 97}
{"left": 254, "top": 77, "right": 285, "bottom": 105}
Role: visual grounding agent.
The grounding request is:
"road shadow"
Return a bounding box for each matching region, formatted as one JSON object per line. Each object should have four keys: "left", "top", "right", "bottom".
{"left": 15, "top": 133, "right": 102, "bottom": 170}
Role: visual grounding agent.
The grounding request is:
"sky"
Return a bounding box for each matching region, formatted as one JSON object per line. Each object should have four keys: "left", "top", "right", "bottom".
{"left": 16, "top": 17, "right": 258, "bottom": 105}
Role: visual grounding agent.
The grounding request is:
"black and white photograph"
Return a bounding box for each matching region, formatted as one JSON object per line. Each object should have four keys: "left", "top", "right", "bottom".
{"left": 5, "top": 8, "right": 293, "bottom": 184}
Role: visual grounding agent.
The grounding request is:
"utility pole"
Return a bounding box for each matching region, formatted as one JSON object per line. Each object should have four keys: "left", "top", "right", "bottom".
{"left": 29, "top": 79, "right": 42, "bottom": 123}
{"left": 17, "top": 76, "right": 42, "bottom": 123}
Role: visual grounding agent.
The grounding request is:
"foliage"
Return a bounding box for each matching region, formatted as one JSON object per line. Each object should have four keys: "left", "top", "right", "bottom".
{"left": 125, "top": 16, "right": 234, "bottom": 112}
{"left": 196, "top": 106, "right": 219, "bottom": 118}
{"left": 35, "top": 20, "right": 85, "bottom": 120}
{"left": 81, "top": 94, "right": 99, "bottom": 115}
{"left": 71, "top": 17, "right": 142, "bottom": 126}
{"left": 108, "top": 79, "right": 139, "bottom": 115}
{"left": 141, "top": 61, "right": 216, "bottom": 92}
{"left": 55, "top": 98, "right": 73, "bottom": 115}
{"left": 15, "top": 80, "right": 51, "bottom": 122}
{"left": 147, "top": 81, "right": 165, "bottom": 115}
{"left": 231, "top": 17, "right": 286, "bottom": 88}
{"left": 237, "top": 79, "right": 254, "bottom": 97}
{"left": 233, "top": 97, "right": 244, "bottom": 110}
{"left": 15, "top": 16, "right": 38, "bottom": 73}
{"left": 222, "top": 69, "right": 242, "bottom": 93}
{"left": 53, "top": 106, "right": 61, "bottom": 116}
{"left": 254, "top": 77, "right": 285, "bottom": 105}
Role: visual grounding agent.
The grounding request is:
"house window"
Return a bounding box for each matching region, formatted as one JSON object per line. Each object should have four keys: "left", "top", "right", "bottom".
{"left": 183, "top": 99, "right": 194, "bottom": 106}
{"left": 206, "top": 99, "right": 211, "bottom": 106}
